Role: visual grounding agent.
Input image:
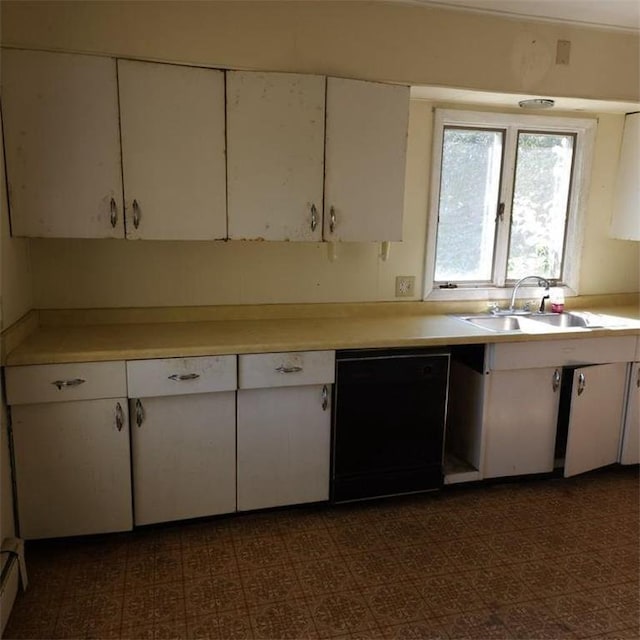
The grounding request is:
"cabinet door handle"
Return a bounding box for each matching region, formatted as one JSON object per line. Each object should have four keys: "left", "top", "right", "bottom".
{"left": 321, "top": 384, "right": 329, "bottom": 411}
{"left": 115, "top": 402, "right": 125, "bottom": 432}
{"left": 110, "top": 197, "right": 118, "bottom": 228}
{"left": 636, "top": 367, "right": 640, "bottom": 389}
{"left": 135, "top": 399, "right": 145, "bottom": 427}
{"left": 552, "top": 369, "right": 561, "bottom": 392}
{"left": 51, "top": 378, "right": 85, "bottom": 390}
{"left": 329, "top": 206, "right": 336, "bottom": 234}
{"left": 168, "top": 373, "right": 200, "bottom": 381}
{"left": 577, "top": 372, "right": 586, "bottom": 396}
{"left": 132, "top": 199, "right": 141, "bottom": 229}
{"left": 275, "top": 365, "right": 303, "bottom": 374}
{"left": 310, "top": 204, "right": 318, "bottom": 232}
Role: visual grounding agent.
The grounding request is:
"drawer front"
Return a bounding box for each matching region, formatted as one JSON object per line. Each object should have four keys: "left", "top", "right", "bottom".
{"left": 635, "top": 337, "right": 640, "bottom": 362}
{"left": 239, "top": 350, "right": 335, "bottom": 389}
{"left": 490, "top": 336, "right": 637, "bottom": 371}
{"left": 127, "top": 355, "right": 236, "bottom": 398}
{"left": 6, "top": 361, "right": 127, "bottom": 405}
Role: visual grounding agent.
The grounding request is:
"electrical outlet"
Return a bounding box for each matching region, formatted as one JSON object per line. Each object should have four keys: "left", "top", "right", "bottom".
{"left": 395, "top": 275, "right": 415, "bottom": 297}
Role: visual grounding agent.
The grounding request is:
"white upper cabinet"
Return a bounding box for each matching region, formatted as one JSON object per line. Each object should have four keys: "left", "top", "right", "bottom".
{"left": 324, "top": 77, "right": 409, "bottom": 242}
{"left": 118, "top": 60, "right": 227, "bottom": 240}
{"left": 2, "top": 50, "right": 124, "bottom": 238}
{"left": 610, "top": 112, "right": 640, "bottom": 241}
{"left": 227, "top": 71, "right": 326, "bottom": 241}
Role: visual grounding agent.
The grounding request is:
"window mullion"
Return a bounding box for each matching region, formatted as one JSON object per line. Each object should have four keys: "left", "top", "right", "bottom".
{"left": 493, "top": 125, "right": 518, "bottom": 286}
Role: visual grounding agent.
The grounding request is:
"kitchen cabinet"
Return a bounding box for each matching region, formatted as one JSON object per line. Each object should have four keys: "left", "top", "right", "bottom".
{"left": 610, "top": 112, "right": 640, "bottom": 241}
{"left": 324, "top": 77, "right": 409, "bottom": 242}
{"left": 118, "top": 60, "right": 227, "bottom": 240}
{"left": 2, "top": 49, "right": 123, "bottom": 238}
{"left": 619, "top": 362, "right": 639, "bottom": 465}
{"left": 483, "top": 367, "right": 561, "bottom": 478}
{"left": 227, "top": 73, "right": 409, "bottom": 243}
{"left": 237, "top": 351, "right": 334, "bottom": 511}
{"left": 563, "top": 363, "right": 627, "bottom": 477}
{"left": 483, "top": 337, "right": 634, "bottom": 480}
{"left": 226, "top": 71, "right": 325, "bottom": 241}
{"left": 5, "top": 362, "right": 131, "bottom": 539}
{"left": 126, "top": 356, "right": 236, "bottom": 525}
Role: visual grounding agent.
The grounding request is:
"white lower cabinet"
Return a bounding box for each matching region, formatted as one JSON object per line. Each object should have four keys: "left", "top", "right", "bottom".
{"left": 130, "top": 392, "right": 236, "bottom": 525}
{"left": 237, "top": 351, "right": 334, "bottom": 511}
{"left": 620, "top": 362, "right": 640, "bottom": 465}
{"left": 483, "top": 367, "right": 561, "bottom": 479}
{"left": 11, "top": 399, "right": 132, "bottom": 539}
{"left": 127, "top": 355, "right": 237, "bottom": 525}
{"left": 6, "top": 361, "right": 131, "bottom": 539}
{"left": 483, "top": 339, "right": 634, "bottom": 480}
{"left": 564, "top": 363, "right": 628, "bottom": 477}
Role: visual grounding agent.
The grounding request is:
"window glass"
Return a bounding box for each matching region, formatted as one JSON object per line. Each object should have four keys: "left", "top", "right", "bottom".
{"left": 507, "top": 132, "right": 575, "bottom": 280}
{"left": 434, "top": 128, "right": 503, "bottom": 282}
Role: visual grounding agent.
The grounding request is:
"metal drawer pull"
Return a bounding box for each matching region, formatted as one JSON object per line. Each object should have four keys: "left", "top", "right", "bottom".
{"left": 115, "top": 402, "right": 124, "bottom": 432}
{"left": 168, "top": 373, "right": 200, "bottom": 381}
{"left": 577, "top": 373, "right": 586, "bottom": 396}
{"left": 275, "top": 365, "right": 303, "bottom": 374}
{"left": 329, "top": 206, "right": 336, "bottom": 234}
{"left": 321, "top": 385, "right": 329, "bottom": 411}
{"left": 310, "top": 204, "right": 318, "bottom": 232}
{"left": 110, "top": 197, "right": 118, "bottom": 228}
{"left": 135, "top": 399, "right": 145, "bottom": 428}
{"left": 51, "top": 378, "right": 85, "bottom": 390}
{"left": 637, "top": 367, "right": 640, "bottom": 389}
{"left": 132, "top": 199, "right": 141, "bottom": 229}
{"left": 552, "top": 369, "right": 561, "bottom": 392}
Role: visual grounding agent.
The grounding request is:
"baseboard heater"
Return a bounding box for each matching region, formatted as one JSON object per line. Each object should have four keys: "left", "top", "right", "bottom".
{"left": 1, "top": 538, "right": 27, "bottom": 634}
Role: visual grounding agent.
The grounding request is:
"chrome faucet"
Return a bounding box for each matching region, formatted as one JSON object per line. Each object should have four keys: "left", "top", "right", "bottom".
{"left": 509, "top": 275, "right": 551, "bottom": 313}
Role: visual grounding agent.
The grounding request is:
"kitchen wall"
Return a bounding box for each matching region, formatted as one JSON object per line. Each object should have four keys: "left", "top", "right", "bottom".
{"left": 1, "top": 0, "right": 639, "bottom": 313}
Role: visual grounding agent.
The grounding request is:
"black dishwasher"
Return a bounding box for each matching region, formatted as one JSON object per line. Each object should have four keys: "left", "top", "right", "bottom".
{"left": 331, "top": 348, "right": 450, "bottom": 503}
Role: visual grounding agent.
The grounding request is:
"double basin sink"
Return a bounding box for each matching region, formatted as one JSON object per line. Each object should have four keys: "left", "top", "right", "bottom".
{"left": 457, "top": 311, "right": 616, "bottom": 333}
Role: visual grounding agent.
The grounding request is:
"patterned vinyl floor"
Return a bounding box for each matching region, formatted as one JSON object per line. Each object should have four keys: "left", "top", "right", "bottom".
{"left": 4, "top": 467, "right": 639, "bottom": 639}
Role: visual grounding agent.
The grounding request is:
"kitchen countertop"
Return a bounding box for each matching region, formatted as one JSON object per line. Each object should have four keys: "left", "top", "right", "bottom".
{"left": 4, "top": 302, "right": 639, "bottom": 366}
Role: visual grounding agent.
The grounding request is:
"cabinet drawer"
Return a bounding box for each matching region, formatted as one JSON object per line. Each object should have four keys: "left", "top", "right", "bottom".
{"left": 239, "top": 350, "right": 335, "bottom": 389}
{"left": 127, "top": 355, "right": 236, "bottom": 398}
{"left": 489, "top": 336, "right": 637, "bottom": 371}
{"left": 6, "top": 361, "right": 126, "bottom": 405}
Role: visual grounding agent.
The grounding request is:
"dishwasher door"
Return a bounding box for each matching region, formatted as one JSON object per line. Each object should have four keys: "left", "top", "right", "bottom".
{"left": 331, "top": 349, "right": 449, "bottom": 503}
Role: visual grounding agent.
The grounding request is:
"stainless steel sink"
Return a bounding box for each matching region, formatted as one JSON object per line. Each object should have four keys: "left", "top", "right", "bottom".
{"left": 528, "top": 313, "right": 589, "bottom": 328}
{"left": 456, "top": 311, "right": 590, "bottom": 332}
{"left": 458, "top": 315, "right": 523, "bottom": 331}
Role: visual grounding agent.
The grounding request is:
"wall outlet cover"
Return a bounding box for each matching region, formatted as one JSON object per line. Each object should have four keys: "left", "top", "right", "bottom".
{"left": 395, "top": 275, "right": 415, "bottom": 297}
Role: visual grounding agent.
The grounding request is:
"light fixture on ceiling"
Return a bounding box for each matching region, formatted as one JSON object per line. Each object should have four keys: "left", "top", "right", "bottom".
{"left": 518, "top": 98, "right": 556, "bottom": 109}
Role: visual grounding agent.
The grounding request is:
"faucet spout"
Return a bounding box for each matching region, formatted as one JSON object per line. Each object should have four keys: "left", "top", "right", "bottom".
{"left": 509, "top": 275, "right": 551, "bottom": 312}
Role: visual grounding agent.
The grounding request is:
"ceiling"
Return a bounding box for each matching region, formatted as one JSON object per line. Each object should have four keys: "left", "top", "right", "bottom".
{"left": 406, "top": 0, "right": 640, "bottom": 32}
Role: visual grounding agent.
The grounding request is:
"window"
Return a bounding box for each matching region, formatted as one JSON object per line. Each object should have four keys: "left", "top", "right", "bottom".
{"left": 424, "top": 109, "right": 596, "bottom": 300}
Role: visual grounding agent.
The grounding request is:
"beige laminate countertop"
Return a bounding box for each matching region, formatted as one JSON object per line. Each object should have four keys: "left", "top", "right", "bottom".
{"left": 4, "top": 304, "right": 640, "bottom": 366}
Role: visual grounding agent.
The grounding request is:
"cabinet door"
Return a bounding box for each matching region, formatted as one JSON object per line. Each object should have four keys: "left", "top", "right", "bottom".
{"left": 118, "top": 60, "right": 226, "bottom": 240}
{"left": 483, "top": 368, "right": 561, "bottom": 478}
{"left": 2, "top": 50, "right": 123, "bottom": 238}
{"left": 227, "top": 71, "right": 325, "bottom": 241}
{"left": 237, "top": 384, "right": 331, "bottom": 511}
{"left": 619, "top": 362, "right": 639, "bottom": 465}
{"left": 131, "top": 392, "right": 236, "bottom": 525}
{"left": 324, "top": 78, "right": 409, "bottom": 242}
{"left": 564, "top": 363, "right": 627, "bottom": 477}
{"left": 11, "top": 399, "right": 132, "bottom": 539}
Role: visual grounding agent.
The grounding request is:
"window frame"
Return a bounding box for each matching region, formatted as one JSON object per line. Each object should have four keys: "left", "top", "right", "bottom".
{"left": 423, "top": 109, "right": 596, "bottom": 302}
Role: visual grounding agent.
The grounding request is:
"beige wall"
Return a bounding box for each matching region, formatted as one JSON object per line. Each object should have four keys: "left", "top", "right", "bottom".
{"left": 28, "top": 102, "right": 639, "bottom": 308}
{"left": 2, "top": 1, "right": 638, "bottom": 102}
{"left": 2, "top": 1, "right": 639, "bottom": 311}
{"left": 1, "top": 113, "right": 33, "bottom": 329}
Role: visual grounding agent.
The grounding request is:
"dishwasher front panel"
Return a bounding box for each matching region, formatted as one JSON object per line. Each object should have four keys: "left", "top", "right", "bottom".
{"left": 331, "top": 350, "right": 449, "bottom": 503}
